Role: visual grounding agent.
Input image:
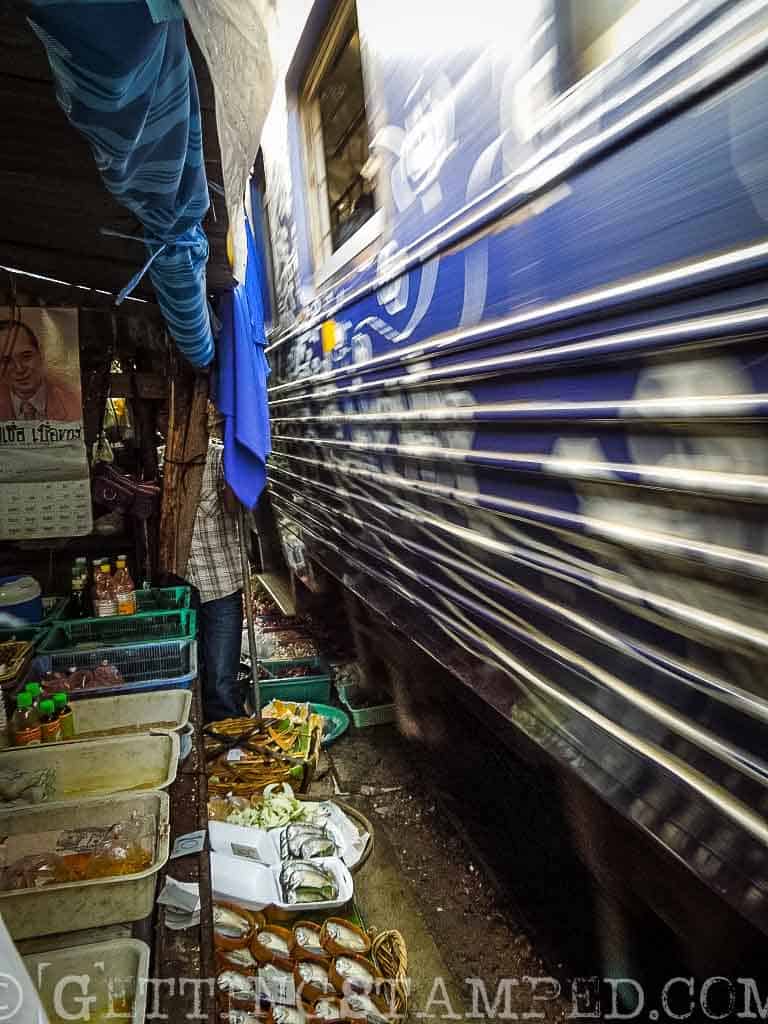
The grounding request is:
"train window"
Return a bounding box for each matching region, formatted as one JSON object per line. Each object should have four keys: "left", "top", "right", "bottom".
{"left": 557, "top": 0, "right": 685, "bottom": 92}
{"left": 250, "top": 152, "right": 277, "bottom": 329}
{"left": 301, "top": 0, "right": 377, "bottom": 277}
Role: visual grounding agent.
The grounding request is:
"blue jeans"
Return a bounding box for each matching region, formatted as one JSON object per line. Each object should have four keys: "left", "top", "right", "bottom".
{"left": 196, "top": 589, "right": 244, "bottom": 721}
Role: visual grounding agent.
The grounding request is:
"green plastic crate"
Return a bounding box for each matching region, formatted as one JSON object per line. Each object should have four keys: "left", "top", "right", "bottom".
{"left": 56, "top": 586, "right": 191, "bottom": 621}
{"left": 257, "top": 657, "right": 331, "bottom": 704}
{"left": 341, "top": 687, "right": 396, "bottom": 728}
{"left": 134, "top": 586, "right": 191, "bottom": 612}
{"left": 39, "top": 609, "right": 197, "bottom": 651}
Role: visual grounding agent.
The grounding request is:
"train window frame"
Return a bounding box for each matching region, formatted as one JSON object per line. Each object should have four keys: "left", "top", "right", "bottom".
{"left": 249, "top": 152, "right": 278, "bottom": 332}
{"left": 554, "top": 0, "right": 688, "bottom": 98}
{"left": 299, "top": 0, "right": 381, "bottom": 287}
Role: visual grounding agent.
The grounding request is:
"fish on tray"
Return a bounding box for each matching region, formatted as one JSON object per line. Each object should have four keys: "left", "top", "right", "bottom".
{"left": 216, "top": 972, "right": 256, "bottom": 1000}
{"left": 220, "top": 948, "right": 258, "bottom": 971}
{"left": 312, "top": 999, "right": 344, "bottom": 1022}
{"left": 333, "top": 957, "right": 376, "bottom": 991}
{"left": 214, "top": 905, "right": 253, "bottom": 941}
{"left": 280, "top": 823, "right": 336, "bottom": 860}
{"left": 270, "top": 1008, "right": 306, "bottom": 1024}
{"left": 346, "top": 993, "right": 391, "bottom": 1024}
{"left": 280, "top": 861, "right": 338, "bottom": 904}
{"left": 296, "top": 962, "right": 335, "bottom": 995}
{"left": 322, "top": 920, "right": 370, "bottom": 955}
{"left": 258, "top": 964, "right": 295, "bottom": 1006}
{"left": 257, "top": 930, "right": 292, "bottom": 958}
{"left": 294, "top": 924, "right": 326, "bottom": 958}
{"left": 299, "top": 835, "right": 337, "bottom": 859}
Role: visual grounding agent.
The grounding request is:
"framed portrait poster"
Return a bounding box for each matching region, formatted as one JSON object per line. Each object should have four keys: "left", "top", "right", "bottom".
{"left": 0, "top": 308, "right": 92, "bottom": 539}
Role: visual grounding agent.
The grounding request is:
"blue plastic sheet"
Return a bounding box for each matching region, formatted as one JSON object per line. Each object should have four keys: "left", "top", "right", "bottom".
{"left": 27, "top": 0, "right": 214, "bottom": 367}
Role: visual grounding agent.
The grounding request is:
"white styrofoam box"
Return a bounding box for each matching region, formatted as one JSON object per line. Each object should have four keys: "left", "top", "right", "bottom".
{"left": 208, "top": 803, "right": 369, "bottom": 869}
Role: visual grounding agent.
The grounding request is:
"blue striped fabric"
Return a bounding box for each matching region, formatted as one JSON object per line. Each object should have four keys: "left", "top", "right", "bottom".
{"left": 27, "top": 0, "right": 214, "bottom": 367}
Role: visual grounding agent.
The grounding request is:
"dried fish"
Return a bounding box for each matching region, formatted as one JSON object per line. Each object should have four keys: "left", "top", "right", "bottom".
{"left": 294, "top": 925, "right": 326, "bottom": 957}
{"left": 299, "top": 836, "right": 337, "bottom": 859}
{"left": 220, "top": 1013, "right": 264, "bottom": 1024}
{"left": 346, "top": 994, "right": 390, "bottom": 1024}
{"left": 334, "top": 957, "right": 375, "bottom": 990}
{"left": 270, "top": 1008, "right": 306, "bottom": 1024}
{"left": 220, "top": 948, "right": 257, "bottom": 970}
{"left": 214, "top": 906, "right": 253, "bottom": 940}
{"left": 280, "top": 823, "right": 331, "bottom": 860}
{"left": 324, "top": 922, "right": 369, "bottom": 954}
{"left": 280, "top": 861, "right": 338, "bottom": 904}
{"left": 216, "top": 972, "right": 255, "bottom": 1000}
{"left": 257, "top": 930, "right": 292, "bottom": 958}
{"left": 313, "top": 999, "right": 344, "bottom": 1021}
{"left": 296, "top": 962, "right": 334, "bottom": 994}
{"left": 259, "top": 964, "right": 295, "bottom": 1006}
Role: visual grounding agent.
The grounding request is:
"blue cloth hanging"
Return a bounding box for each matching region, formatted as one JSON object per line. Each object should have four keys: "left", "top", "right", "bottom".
{"left": 215, "top": 221, "right": 272, "bottom": 509}
{"left": 27, "top": 0, "right": 214, "bottom": 367}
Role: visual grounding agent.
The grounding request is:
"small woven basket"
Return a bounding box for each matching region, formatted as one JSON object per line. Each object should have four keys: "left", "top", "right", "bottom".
{"left": 371, "top": 930, "right": 409, "bottom": 1017}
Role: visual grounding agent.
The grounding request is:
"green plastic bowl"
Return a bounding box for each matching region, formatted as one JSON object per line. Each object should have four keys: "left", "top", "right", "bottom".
{"left": 311, "top": 703, "right": 350, "bottom": 747}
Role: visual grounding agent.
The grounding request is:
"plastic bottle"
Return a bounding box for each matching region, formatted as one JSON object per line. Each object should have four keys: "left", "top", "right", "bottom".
{"left": 25, "top": 682, "right": 42, "bottom": 707}
{"left": 39, "top": 699, "right": 62, "bottom": 743}
{"left": 53, "top": 692, "right": 75, "bottom": 740}
{"left": 70, "top": 570, "right": 88, "bottom": 619}
{"left": 113, "top": 556, "right": 137, "bottom": 616}
{"left": 11, "top": 693, "right": 41, "bottom": 746}
{"left": 93, "top": 562, "right": 117, "bottom": 618}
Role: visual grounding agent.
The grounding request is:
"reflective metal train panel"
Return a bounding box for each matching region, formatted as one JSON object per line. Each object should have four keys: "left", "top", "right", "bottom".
{"left": 260, "top": 0, "right": 768, "bottom": 931}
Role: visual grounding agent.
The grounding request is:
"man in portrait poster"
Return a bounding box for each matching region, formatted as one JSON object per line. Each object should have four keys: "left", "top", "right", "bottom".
{"left": 0, "top": 307, "right": 91, "bottom": 539}
{"left": 0, "top": 318, "right": 81, "bottom": 421}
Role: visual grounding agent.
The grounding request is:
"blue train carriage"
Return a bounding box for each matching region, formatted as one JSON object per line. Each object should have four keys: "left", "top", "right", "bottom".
{"left": 256, "top": 0, "right": 768, "bottom": 968}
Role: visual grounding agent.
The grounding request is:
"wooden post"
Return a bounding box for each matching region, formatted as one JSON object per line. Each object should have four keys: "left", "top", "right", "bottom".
{"left": 158, "top": 364, "right": 209, "bottom": 578}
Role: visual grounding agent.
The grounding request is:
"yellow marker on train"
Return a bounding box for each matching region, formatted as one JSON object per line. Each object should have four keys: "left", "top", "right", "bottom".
{"left": 321, "top": 320, "right": 338, "bottom": 354}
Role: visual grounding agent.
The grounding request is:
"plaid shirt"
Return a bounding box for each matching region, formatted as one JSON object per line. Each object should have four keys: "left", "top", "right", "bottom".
{"left": 186, "top": 440, "right": 243, "bottom": 603}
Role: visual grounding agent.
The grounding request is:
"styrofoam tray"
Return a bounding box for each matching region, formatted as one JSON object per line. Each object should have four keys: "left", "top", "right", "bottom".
{"left": 24, "top": 938, "right": 150, "bottom": 1023}
{"left": 211, "top": 852, "right": 353, "bottom": 913}
{"left": 209, "top": 803, "right": 369, "bottom": 869}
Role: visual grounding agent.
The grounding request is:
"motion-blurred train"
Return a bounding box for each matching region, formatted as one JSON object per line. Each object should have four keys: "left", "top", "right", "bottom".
{"left": 254, "top": 0, "right": 768, "bottom": 976}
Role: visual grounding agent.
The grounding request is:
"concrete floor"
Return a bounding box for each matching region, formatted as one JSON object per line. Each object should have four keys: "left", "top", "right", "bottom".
{"left": 310, "top": 723, "right": 578, "bottom": 1023}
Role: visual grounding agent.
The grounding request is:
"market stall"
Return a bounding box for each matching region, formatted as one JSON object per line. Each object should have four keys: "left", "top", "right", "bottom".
{"left": 0, "top": 371, "right": 408, "bottom": 1014}
{"left": 0, "top": 4, "right": 408, "bottom": 1018}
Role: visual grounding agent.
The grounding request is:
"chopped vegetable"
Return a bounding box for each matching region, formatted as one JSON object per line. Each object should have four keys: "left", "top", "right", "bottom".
{"left": 226, "top": 783, "right": 316, "bottom": 829}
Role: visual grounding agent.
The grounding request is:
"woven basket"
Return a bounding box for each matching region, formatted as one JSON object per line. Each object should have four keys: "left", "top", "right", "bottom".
{"left": 371, "top": 930, "right": 409, "bottom": 1017}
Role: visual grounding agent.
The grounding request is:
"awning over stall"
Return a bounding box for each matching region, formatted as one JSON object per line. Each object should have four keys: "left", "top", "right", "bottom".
{"left": 25, "top": 0, "right": 214, "bottom": 367}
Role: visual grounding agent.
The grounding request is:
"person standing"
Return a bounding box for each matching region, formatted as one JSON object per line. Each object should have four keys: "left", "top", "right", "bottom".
{"left": 186, "top": 420, "right": 245, "bottom": 721}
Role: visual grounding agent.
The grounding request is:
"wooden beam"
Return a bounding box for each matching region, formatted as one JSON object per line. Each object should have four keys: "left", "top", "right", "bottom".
{"left": 158, "top": 367, "right": 209, "bottom": 577}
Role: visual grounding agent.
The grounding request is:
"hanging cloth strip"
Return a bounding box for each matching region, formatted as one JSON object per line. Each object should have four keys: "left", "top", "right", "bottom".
{"left": 214, "top": 219, "right": 271, "bottom": 510}
{"left": 26, "top": 0, "right": 214, "bottom": 368}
